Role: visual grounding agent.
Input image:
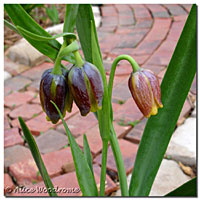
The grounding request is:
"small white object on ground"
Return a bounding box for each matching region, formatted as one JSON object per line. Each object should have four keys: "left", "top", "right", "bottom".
{"left": 166, "top": 117, "right": 196, "bottom": 166}
{"left": 4, "top": 71, "right": 12, "bottom": 80}
{"left": 150, "top": 159, "right": 191, "bottom": 196}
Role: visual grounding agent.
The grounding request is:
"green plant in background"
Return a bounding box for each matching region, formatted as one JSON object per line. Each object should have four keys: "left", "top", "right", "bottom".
{"left": 45, "top": 5, "right": 59, "bottom": 25}
{"left": 21, "top": 4, "right": 44, "bottom": 14}
{"left": 20, "top": 4, "right": 59, "bottom": 25}
{"left": 4, "top": 4, "right": 196, "bottom": 197}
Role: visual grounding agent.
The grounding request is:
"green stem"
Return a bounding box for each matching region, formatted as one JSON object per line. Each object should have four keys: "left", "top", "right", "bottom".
{"left": 52, "top": 57, "right": 62, "bottom": 75}
{"left": 52, "top": 40, "right": 67, "bottom": 75}
{"left": 106, "top": 54, "right": 140, "bottom": 196}
{"left": 108, "top": 55, "right": 140, "bottom": 102}
{"left": 73, "top": 50, "right": 84, "bottom": 67}
{"left": 93, "top": 112, "right": 128, "bottom": 196}
{"left": 110, "top": 123, "right": 129, "bottom": 196}
{"left": 100, "top": 139, "right": 108, "bottom": 196}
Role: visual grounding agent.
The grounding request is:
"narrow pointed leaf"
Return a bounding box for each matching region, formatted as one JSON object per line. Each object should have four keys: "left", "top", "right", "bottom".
{"left": 18, "top": 117, "right": 57, "bottom": 197}
{"left": 76, "top": 5, "right": 110, "bottom": 140}
{"left": 21, "top": 4, "right": 44, "bottom": 14}
{"left": 90, "top": 20, "right": 110, "bottom": 140}
{"left": 76, "top": 4, "right": 129, "bottom": 196}
{"left": 76, "top": 4, "right": 102, "bottom": 62}
{"left": 63, "top": 4, "right": 79, "bottom": 34}
{"left": 17, "top": 26, "right": 76, "bottom": 41}
{"left": 83, "top": 134, "right": 94, "bottom": 175}
{"left": 61, "top": 4, "right": 79, "bottom": 62}
{"left": 4, "top": 19, "right": 19, "bottom": 34}
{"left": 165, "top": 178, "right": 197, "bottom": 197}
{"left": 51, "top": 101, "right": 98, "bottom": 196}
{"left": 4, "top": 4, "right": 61, "bottom": 61}
{"left": 129, "top": 5, "right": 197, "bottom": 196}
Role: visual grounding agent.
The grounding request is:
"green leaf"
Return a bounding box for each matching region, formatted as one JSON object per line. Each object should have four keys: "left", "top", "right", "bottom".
{"left": 4, "top": 19, "right": 19, "bottom": 34}
{"left": 51, "top": 101, "right": 98, "bottom": 196}
{"left": 76, "top": 4, "right": 102, "bottom": 63}
{"left": 4, "top": 4, "right": 61, "bottom": 61}
{"left": 129, "top": 5, "right": 197, "bottom": 196}
{"left": 165, "top": 178, "right": 197, "bottom": 197}
{"left": 90, "top": 20, "right": 110, "bottom": 140}
{"left": 17, "top": 26, "right": 76, "bottom": 41}
{"left": 76, "top": 5, "right": 110, "bottom": 140}
{"left": 61, "top": 4, "right": 79, "bottom": 62}
{"left": 83, "top": 134, "right": 94, "bottom": 175}
{"left": 76, "top": 5, "right": 111, "bottom": 196}
{"left": 63, "top": 4, "right": 79, "bottom": 34}
{"left": 77, "top": 4, "right": 129, "bottom": 196}
{"left": 21, "top": 4, "right": 44, "bottom": 14}
{"left": 59, "top": 40, "right": 79, "bottom": 58}
{"left": 18, "top": 117, "right": 57, "bottom": 197}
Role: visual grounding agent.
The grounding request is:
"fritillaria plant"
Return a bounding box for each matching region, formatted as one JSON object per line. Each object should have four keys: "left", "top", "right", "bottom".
{"left": 4, "top": 4, "right": 196, "bottom": 197}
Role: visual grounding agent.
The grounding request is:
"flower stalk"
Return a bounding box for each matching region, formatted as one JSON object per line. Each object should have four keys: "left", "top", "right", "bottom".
{"left": 73, "top": 50, "right": 84, "bottom": 67}
{"left": 100, "top": 140, "right": 108, "bottom": 196}
{"left": 108, "top": 55, "right": 140, "bottom": 105}
{"left": 107, "top": 55, "right": 142, "bottom": 196}
{"left": 52, "top": 40, "right": 67, "bottom": 75}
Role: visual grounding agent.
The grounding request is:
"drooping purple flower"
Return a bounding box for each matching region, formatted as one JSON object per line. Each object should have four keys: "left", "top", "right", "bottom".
{"left": 68, "top": 62, "right": 104, "bottom": 116}
{"left": 39, "top": 68, "right": 73, "bottom": 124}
{"left": 128, "top": 69, "right": 163, "bottom": 118}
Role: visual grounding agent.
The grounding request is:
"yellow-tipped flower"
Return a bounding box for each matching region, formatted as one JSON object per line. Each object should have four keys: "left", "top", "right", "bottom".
{"left": 128, "top": 69, "right": 163, "bottom": 118}
{"left": 39, "top": 68, "right": 73, "bottom": 124}
{"left": 68, "top": 62, "right": 104, "bottom": 116}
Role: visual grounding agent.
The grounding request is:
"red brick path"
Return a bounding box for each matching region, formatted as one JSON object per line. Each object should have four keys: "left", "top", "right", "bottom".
{"left": 4, "top": 4, "right": 195, "bottom": 196}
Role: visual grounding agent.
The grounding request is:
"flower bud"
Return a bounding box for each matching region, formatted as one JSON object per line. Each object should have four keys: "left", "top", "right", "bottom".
{"left": 68, "top": 62, "right": 104, "bottom": 116}
{"left": 39, "top": 68, "right": 73, "bottom": 124}
{"left": 128, "top": 69, "right": 163, "bottom": 118}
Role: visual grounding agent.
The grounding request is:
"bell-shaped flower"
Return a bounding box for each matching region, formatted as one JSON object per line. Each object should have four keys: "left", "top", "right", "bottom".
{"left": 68, "top": 62, "right": 104, "bottom": 116}
{"left": 128, "top": 69, "right": 163, "bottom": 118}
{"left": 39, "top": 68, "right": 73, "bottom": 124}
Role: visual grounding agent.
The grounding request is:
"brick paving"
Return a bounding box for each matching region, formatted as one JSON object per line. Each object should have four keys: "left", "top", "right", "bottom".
{"left": 4, "top": 4, "right": 195, "bottom": 196}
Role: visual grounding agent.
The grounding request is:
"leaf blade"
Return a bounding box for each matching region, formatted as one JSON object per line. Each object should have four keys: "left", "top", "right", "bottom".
{"left": 63, "top": 4, "right": 79, "bottom": 34}
{"left": 83, "top": 134, "right": 94, "bottom": 175}
{"left": 51, "top": 101, "right": 98, "bottom": 196}
{"left": 17, "top": 26, "right": 76, "bottom": 41}
{"left": 18, "top": 117, "right": 57, "bottom": 197}
{"left": 129, "top": 4, "right": 197, "bottom": 196}
{"left": 76, "top": 5, "right": 110, "bottom": 140}
{"left": 4, "top": 19, "right": 19, "bottom": 34}
{"left": 76, "top": 4, "right": 129, "bottom": 196}
{"left": 4, "top": 4, "right": 61, "bottom": 61}
{"left": 165, "top": 178, "right": 197, "bottom": 197}
{"left": 90, "top": 20, "right": 110, "bottom": 140}
{"left": 76, "top": 4, "right": 102, "bottom": 63}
